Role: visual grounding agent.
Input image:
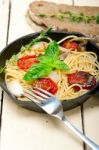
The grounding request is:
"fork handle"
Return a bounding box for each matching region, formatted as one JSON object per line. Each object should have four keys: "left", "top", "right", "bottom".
{"left": 61, "top": 116, "right": 99, "bottom": 150}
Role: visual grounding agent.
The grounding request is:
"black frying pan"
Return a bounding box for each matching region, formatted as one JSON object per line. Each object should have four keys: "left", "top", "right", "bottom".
{"left": 0, "top": 31, "right": 99, "bottom": 112}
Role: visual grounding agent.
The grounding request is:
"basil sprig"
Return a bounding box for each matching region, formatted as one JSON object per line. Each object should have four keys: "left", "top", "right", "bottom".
{"left": 21, "top": 28, "right": 52, "bottom": 52}
{"left": 23, "top": 41, "right": 69, "bottom": 81}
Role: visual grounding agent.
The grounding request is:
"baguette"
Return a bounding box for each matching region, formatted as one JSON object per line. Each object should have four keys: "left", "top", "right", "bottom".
{"left": 28, "top": 1, "right": 99, "bottom": 35}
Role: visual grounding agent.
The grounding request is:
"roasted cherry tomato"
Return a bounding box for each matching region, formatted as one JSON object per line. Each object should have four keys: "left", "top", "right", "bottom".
{"left": 67, "top": 71, "right": 96, "bottom": 91}
{"left": 62, "top": 41, "right": 77, "bottom": 50}
{"left": 17, "top": 55, "right": 38, "bottom": 71}
{"left": 33, "top": 78, "right": 58, "bottom": 94}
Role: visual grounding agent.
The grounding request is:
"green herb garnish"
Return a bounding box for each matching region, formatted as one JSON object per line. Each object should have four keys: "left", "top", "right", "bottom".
{"left": 36, "top": 13, "right": 46, "bottom": 17}
{"left": 20, "top": 28, "right": 52, "bottom": 52}
{"left": 37, "top": 11, "right": 99, "bottom": 24}
{"left": 23, "top": 41, "right": 69, "bottom": 81}
{"left": 51, "top": 13, "right": 64, "bottom": 20}
{"left": 0, "top": 66, "right": 5, "bottom": 74}
{"left": 6, "top": 54, "right": 18, "bottom": 64}
{"left": 66, "top": 11, "right": 96, "bottom": 23}
{"left": 96, "top": 13, "right": 99, "bottom": 24}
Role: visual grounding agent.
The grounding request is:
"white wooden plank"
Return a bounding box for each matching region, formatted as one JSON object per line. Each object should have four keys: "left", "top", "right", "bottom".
{"left": 41, "top": 0, "right": 72, "bottom": 4}
{"left": 1, "top": 0, "right": 83, "bottom": 150}
{"left": 8, "top": 0, "right": 33, "bottom": 42}
{"left": 1, "top": 94, "right": 83, "bottom": 150}
{"left": 0, "top": 0, "right": 10, "bottom": 51}
{"left": 83, "top": 96, "right": 99, "bottom": 150}
{"left": 0, "top": 0, "right": 10, "bottom": 114}
{"left": 74, "top": 0, "right": 99, "bottom": 149}
{"left": 74, "top": 0, "right": 99, "bottom": 6}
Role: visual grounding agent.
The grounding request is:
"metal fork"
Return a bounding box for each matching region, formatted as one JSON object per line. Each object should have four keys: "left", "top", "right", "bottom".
{"left": 24, "top": 87, "right": 99, "bottom": 150}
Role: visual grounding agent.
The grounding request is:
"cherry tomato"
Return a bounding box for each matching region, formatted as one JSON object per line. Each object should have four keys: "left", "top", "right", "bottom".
{"left": 67, "top": 71, "right": 96, "bottom": 91}
{"left": 17, "top": 55, "right": 38, "bottom": 71}
{"left": 33, "top": 78, "right": 58, "bottom": 94}
{"left": 62, "top": 41, "right": 77, "bottom": 50}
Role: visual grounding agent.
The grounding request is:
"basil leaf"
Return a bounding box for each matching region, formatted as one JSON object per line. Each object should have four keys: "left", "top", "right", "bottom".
{"left": 45, "top": 41, "right": 59, "bottom": 60}
{"left": 23, "top": 64, "right": 52, "bottom": 81}
{"left": 53, "top": 60, "right": 69, "bottom": 71}
{"left": 38, "top": 55, "right": 54, "bottom": 66}
{"left": 23, "top": 39, "right": 69, "bottom": 81}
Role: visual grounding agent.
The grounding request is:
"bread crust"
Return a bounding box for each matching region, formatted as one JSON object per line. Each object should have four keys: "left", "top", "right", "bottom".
{"left": 28, "top": 1, "right": 99, "bottom": 35}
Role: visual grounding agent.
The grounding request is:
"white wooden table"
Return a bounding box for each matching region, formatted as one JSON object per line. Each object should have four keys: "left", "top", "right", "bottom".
{"left": 0, "top": 0, "right": 99, "bottom": 150}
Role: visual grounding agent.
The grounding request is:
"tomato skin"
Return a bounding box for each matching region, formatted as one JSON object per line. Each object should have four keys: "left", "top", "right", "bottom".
{"left": 62, "top": 41, "right": 77, "bottom": 50}
{"left": 67, "top": 71, "right": 96, "bottom": 91}
{"left": 17, "top": 55, "right": 38, "bottom": 71}
{"left": 33, "top": 78, "right": 58, "bottom": 94}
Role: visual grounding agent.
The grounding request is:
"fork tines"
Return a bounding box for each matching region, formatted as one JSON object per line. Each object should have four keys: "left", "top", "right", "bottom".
{"left": 24, "top": 87, "right": 52, "bottom": 103}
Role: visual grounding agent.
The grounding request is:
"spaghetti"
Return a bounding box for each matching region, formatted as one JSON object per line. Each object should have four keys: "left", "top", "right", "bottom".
{"left": 5, "top": 35, "right": 99, "bottom": 101}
